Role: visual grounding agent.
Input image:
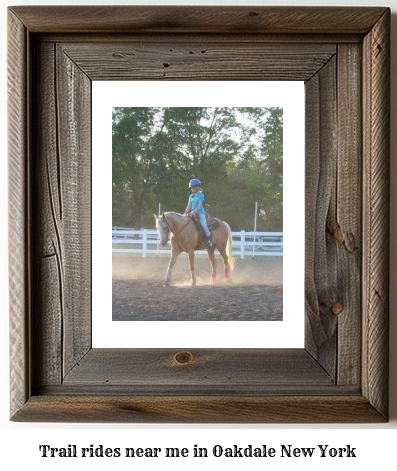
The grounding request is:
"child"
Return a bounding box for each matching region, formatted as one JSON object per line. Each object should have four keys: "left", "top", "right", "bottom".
{"left": 184, "top": 178, "right": 213, "bottom": 246}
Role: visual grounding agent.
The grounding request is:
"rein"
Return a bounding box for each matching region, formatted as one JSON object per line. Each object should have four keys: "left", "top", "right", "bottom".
{"left": 164, "top": 214, "right": 193, "bottom": 238}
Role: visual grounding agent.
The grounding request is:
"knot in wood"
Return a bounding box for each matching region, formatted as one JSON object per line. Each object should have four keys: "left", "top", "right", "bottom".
{"left": 174, "top": 351, "right": 194, "bottom": 365}
{"left": 331, "top": 302, "right": 344, "bottom": 316}
{"left": 333, "top": 225, "right": 344, "bottom": 244}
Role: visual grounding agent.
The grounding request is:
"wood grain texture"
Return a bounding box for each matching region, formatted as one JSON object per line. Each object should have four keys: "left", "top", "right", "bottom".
{"left": 11, "top": 396, "right": 385, "bottom": 424}
{"left": 34, "top": 33, "right": 363, "bottom": 45}
{"left": 31, "top": 42, "right": 92, "bottom": 387}
{"left": 32, "top": 42, "right": 63, "bottom": 387}
{"left": 8, "top": 10, "right": 30, "bottom": 418}
{"left": 9, "top": 6, "right": 387, "bottom": 34}
{"left": 60, "top": 43, "right": 335, "bottom": 81}
{"left": 62, "top": 349, "right": 333, "bottom": 392}
{"left": 55, "top": 45, "right": 91, "bottom": 377}
{"left": 305, "top": 43, "right": 363, "bottom": 386}
{"left": 335, "top": 44, "right": 362, "bottom": 386}
{"left": 8, "top": 6, "right": 390, "bottom": 423}
{"left": 362, "top": 10, "right": 390, "bottom": 419}
{"left": 304, "top": 57, "right": 338, "bottom": 377}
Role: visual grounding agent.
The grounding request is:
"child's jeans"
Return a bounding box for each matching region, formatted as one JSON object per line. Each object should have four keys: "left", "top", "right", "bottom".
{"left": 198, "top": 213, "right": 211, "bottom": 237}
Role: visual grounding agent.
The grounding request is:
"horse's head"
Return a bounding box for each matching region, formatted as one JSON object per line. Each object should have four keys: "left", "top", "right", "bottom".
{"left": 154, "top": 213, "right": 170, "bottom": 247}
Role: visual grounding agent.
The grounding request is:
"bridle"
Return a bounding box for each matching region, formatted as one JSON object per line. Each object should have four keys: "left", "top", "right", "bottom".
{"left": 161, "top": 214, "right": 193, "bottom": 239}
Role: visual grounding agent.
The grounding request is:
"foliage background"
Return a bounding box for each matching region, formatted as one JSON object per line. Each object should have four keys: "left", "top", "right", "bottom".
{"left": 112, "top": 107, "right": 283, "bottom": 231}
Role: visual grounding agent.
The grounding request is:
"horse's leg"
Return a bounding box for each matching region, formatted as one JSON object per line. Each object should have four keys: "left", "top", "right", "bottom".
{"left": 218, "top": 247, "right": 232, "bottom": 282}
{"left": 164, "top": 248, "right": 179, "bottom": 287}
{"left": 207, "top": 246, "right": 217, "bottom": 283}
{"left": 188, "top": 250, "right": 197, "bottom": 287}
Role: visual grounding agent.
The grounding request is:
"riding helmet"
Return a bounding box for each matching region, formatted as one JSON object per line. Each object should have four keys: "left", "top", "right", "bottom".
{"left": 188, "top": 178, "right": 201, "bottom": 188}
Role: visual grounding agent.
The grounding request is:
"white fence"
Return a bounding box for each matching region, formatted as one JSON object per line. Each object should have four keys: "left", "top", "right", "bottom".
{"left": 112, "top": 227, "right": 283, "bottom": 258}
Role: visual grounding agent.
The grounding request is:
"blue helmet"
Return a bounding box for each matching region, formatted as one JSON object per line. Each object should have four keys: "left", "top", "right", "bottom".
{"left": 188, "top": 178, "right": 201, "bottom": 188}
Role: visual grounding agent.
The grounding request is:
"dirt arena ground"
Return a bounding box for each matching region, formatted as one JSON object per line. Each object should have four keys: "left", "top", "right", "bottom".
{"left": 113, "top": 253, "right": 283, "bottom": 321}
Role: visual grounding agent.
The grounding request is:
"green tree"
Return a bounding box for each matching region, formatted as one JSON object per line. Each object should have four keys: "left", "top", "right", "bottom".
{"left": 112, "top": 107, "right": 283, "bottom": 231}
{"left": 260, "top": 107, "right": 283, "bottom": 230}
{"left": 224, "top": 108, "right": 283, "bottom": 231}
{"left": 112, "top": 107, "right": 160, "bottom": 227}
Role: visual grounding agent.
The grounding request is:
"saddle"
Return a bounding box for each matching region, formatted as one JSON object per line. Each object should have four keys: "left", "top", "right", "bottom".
{"left": 191, "top": 214, "right": 219, "bottom": 250}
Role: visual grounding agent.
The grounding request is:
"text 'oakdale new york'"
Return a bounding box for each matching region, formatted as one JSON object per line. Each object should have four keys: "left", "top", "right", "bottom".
{"left": 212, "top": 444, "right": 356, "bottom": 458}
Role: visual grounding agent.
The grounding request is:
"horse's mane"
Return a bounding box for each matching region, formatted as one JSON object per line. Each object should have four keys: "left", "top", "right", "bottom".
{"left": 164, "top": 211, "right": 186, "bottom": 218}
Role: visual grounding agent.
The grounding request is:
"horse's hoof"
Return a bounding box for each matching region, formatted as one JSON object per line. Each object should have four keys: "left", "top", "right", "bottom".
{"left": 164, "top": 281, "right": 171, "bottom": 287}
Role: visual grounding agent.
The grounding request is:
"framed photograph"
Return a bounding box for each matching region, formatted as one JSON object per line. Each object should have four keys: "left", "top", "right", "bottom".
{"left": 93, "top": 82, "right": 305, "bottom": 349}
{"left": 8, "top": 6, "right": 390, "bottom": 423}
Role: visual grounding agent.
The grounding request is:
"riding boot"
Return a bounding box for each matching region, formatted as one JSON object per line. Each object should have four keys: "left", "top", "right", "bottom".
{"left": 206, "top": 235, "right": 213, "bottom": 247}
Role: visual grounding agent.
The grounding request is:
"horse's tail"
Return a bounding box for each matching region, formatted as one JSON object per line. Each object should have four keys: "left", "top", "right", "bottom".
{"left": 225, "top": 222, "right": 235, "bottom": 272}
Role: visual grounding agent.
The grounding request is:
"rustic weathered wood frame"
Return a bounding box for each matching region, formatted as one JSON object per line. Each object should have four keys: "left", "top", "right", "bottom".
{"left": 8, "top": 6, "right": 390, "bottom": 423}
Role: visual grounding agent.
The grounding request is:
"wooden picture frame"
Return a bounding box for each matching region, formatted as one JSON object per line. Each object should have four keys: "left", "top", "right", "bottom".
{"left": 8, "top": 6, "right": 390, "bottom": 423}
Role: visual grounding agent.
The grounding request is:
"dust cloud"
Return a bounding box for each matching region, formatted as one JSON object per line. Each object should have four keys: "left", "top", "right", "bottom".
{"left": 112, "top": 254, "right": 283, "bottom": 321}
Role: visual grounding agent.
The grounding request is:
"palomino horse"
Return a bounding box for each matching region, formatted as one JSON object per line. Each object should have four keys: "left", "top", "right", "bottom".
{"left": 155, "top": 212, "right": 235, "bottom": 287}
